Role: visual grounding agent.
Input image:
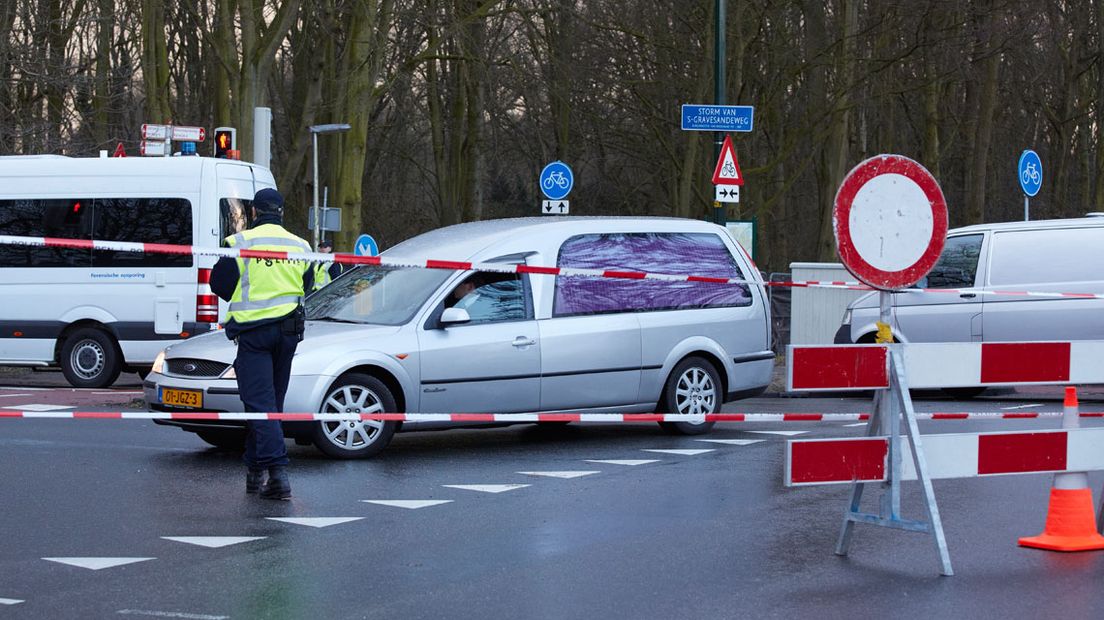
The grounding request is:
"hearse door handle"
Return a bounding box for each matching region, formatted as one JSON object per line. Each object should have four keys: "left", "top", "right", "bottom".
{"left": 512, "top": 336, "right": 536, "bottom": 347}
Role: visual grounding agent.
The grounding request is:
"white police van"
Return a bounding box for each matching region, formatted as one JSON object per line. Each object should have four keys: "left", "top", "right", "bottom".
{"left": 0, "top": 154, "right": 275, "bottom": 387}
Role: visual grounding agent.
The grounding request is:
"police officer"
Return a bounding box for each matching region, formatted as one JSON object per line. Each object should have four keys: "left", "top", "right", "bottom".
{"left": 210, "top": 188, "right": 313, "bottom": 500}
{"left": 311, "top": 238, "right": 343, "bottom": 292}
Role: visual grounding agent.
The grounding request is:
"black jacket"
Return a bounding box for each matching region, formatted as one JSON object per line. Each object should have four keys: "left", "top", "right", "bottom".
{"left": 211, "top": 214, "right": 314, "bottom": 339}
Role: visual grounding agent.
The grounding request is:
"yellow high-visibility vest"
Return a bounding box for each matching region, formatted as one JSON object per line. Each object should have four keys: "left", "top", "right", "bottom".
{"left": 224, "top": 224, "right": 312, "bottom": 324}
{"left": 313, "top": 262, "right": 332, "bottom": 291}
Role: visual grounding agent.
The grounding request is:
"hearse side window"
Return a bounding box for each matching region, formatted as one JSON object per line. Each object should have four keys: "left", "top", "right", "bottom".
{"left": 220, "top": 198, "right": 254, "bottom": 245}
{"left": 443, "top": 273, "right": 530, "bottom": 324}
{"left": 92, "top": 198, "right": 193, "bottom": 268}
{"left": 553, "top": 232, "right": 751, "bottom": 317}
{"left": 989, "top": 227, "right": 1104, "bottom": 286}
{"left": 919, "top": 234, "right": 983, "bottom": 289}
{"left": 0, "top": 199, "right": 93, "bottom": 267}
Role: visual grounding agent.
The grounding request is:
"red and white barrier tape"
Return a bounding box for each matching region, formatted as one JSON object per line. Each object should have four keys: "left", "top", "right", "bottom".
{"left": 1, "top": 411, "right": 1100, "bottom": 422}
{"left": 7, "top": 234, "right": 1104, "bottom": 299}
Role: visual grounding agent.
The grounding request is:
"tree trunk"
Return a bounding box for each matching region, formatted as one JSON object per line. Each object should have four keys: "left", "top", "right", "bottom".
{"left": 817, "top": 0, "right": 858, "bottom": 261}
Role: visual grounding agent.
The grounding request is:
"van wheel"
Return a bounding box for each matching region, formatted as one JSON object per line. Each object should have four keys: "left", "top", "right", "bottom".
{"left": 658, "top": 356, "right": 720, "bottom": 436}
{"left": 60, "top": 328, "right": 122, "bottom": 388}
{"left": 312, "top": 373, "right": 398, "bottom": 459}
{"left": 943, "top": 387, "right": 987, "bottom": 399}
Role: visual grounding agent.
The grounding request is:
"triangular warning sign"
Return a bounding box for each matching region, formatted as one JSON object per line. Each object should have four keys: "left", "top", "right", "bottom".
{"left": 711, "top": 135, "right": 743, "bottom": 186}
{"left": 113, "top": 142, "right": 126, "bottom": 157}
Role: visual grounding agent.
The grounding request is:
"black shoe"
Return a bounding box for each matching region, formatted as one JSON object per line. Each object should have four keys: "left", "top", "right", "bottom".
{"left": 246, "top": 468, "right": 265, "bottom": 494}
{"left": 260, "top": 466, "right": 291, "bottom": 500}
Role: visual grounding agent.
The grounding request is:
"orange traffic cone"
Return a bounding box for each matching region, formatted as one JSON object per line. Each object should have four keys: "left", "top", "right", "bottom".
{"left": 1018, "top": 387, "right": 1104, "bottom": 552}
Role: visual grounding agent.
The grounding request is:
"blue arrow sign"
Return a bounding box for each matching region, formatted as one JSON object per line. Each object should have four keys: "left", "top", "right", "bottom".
{"left": 681, "top": 104, "right": 754, "bottom": 132}
{"left": 1019, "top": 150, "right": 1042, "bottom": 197}
{"left": 540, "top": 161, "right": 574, "bottom": 201}
{"left": 353, "top": 233, "right": 378, "bottom": 257}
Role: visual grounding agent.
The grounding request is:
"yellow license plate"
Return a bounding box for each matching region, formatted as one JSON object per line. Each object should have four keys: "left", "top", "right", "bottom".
{"left": 161, "top": 388, "right": 203, "bottom": 408}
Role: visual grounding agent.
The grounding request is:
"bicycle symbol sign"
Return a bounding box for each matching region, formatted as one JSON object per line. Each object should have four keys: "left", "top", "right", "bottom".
{"left": 540, "top": 161, "right": 574, "bottom": 200}
{"left": 1018, "top": 149, "right": 1042, "bottom": 197}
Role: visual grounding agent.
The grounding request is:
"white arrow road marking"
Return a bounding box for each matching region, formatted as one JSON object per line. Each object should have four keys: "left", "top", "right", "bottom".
{"left": 360, "top": 500, "right": 454, "bottom": 509}
{"left": 4, "top": 404, "right": 73, "bottom": 411}
{"left": 643, "top": 449, "right": 715, "bottom": 456}
{"left": 517, "top": 471, "right": 601, "bottom": 479}
{"left": 441, "top": 484, "right": 530, "bottom": 494}
{"left": 695, "top": 439, "right": 765, "bottom": 446}
{"left": 117, "top": 610, "right": 229, "bottom": 619}
{"left": 744, "top": 430, "right": 807, "bottom": 436}
{"left": 585, "top": 459, "right": 659, "bottom": 466}
{"left": 0, "top": 598, "right": 24, "bottom": 605}
{"left": 266, "top": 517, "right": 364, "bottom": 528}
{"left": 160, "top": 537, "right": 266, "bottom": 549}
{"left": 43, "top": 557, "right": 154, "bottom": 570}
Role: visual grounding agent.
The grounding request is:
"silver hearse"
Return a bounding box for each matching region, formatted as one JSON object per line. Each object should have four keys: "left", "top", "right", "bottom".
{"left": 145, "top": 217, "right": 773, "bottom": 458}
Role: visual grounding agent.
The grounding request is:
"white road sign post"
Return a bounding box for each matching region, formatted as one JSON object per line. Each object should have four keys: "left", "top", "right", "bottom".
{"left": 829, "top": 153, "right": 953, "bottom": 575}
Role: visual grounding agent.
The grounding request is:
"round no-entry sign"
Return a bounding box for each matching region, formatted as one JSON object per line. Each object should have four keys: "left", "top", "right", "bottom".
{"left": 833, "top": 154, "right": 947, "bottom": 290}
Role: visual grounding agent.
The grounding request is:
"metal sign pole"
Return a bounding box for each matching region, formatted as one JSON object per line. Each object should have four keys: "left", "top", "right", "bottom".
{"left": 1024, "top": 195, "right": 1029, "bottom": 222}
{"left": 835, "top": 291, "right": 953, "bottom": 576}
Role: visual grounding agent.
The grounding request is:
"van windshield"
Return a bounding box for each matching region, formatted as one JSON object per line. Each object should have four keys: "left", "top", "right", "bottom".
{"left": 305, "top": 265, "right": 450, "bottom": 326}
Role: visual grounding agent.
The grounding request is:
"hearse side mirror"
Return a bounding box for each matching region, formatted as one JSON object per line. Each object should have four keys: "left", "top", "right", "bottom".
{"left": 440, "top": 307, "right": 471, "bottom": 326}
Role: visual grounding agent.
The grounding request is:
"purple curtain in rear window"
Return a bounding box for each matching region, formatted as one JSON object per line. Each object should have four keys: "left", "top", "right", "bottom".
{"left": 553, "top": 233, "right": 751, "bottom": 316}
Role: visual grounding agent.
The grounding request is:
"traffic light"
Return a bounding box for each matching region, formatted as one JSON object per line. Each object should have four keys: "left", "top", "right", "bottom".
{"left": 213, "top": 127, "right": 236, "bottom": 158}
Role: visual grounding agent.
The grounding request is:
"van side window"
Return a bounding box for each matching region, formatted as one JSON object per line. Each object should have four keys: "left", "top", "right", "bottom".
{"left": 0, "top": 199, "right": 93, "bottom": 267}
{"left": 989, "top": 228, "right": 1104, "bottom": 285}
{"left": 92, "top": 198, "right": 193, "bottom": 268}
{"left": 219, "top": 198, "right": 254, "bottom": 245}
{"left": 553, "top": 232, "right": 751, "bottom": 317}
{"left": 922, "top": 234, "right": 983, "bottom": 288}
{"left": 444, "top": 273, "right": 530, "bottom": 324}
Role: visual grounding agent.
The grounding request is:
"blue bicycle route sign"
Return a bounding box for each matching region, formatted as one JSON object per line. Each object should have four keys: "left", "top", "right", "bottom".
{"left": 540, "top": 161, "right": 574, "bottom": 201}
{"left": 680, "top": 104, "right": 755, "bottom": 132}
{"left": 1018, "top": 150, "right": 1042, "bottom": 197}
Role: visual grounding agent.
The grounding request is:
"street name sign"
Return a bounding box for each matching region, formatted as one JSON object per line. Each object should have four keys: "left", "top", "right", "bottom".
{"left": 681, "top": 104, "right": 754, "bottom": 132}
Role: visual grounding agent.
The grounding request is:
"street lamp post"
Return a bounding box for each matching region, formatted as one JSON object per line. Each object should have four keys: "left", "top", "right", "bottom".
{"left": 309, "top": 123, "right": 351, "bottom": 249}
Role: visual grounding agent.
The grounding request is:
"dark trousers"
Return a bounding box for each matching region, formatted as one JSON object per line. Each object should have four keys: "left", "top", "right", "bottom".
{"left": 235, "top": 322, "right": 299, "bottom": 468}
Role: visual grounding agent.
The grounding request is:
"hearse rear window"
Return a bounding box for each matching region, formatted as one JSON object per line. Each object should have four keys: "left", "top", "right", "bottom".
{"left": 553, "top": 232, "right": 751, "bottom": 317}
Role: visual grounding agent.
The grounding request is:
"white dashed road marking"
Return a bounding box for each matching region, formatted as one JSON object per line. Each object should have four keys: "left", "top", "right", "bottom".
{"left": 4, "top": 404, "right": 73, "bottom": 411}
{"left": 361, "top": 500, "right": 454, "bottom": 509}
{"left": 0, "top": 598, "right": 24, "bottom": 605}
{"left": 161, "top": 536, "right": 266, "bottom": 548}
{"left": 585, "top": 459, "right": 659, "bottom": 466}
{"left": 642, "top": 449, "right": 715, "bottom": 456}
{"left": 43, "top": 557, "right": 155, "bottom": 570}
{"left": 1001, "top": 403, "right": 1043, "bottom": 410}
{"left": 844, "top": 423, "right": 866, "bottom": 427}
{"left": 517, "top": 471, "right": 601, "bottom": 479}
{"left": 266, "top": 517, "right": 364, "bottom": 528}
{"left": 0, "top": 393, "right": 31, "bottom": 398}
{"left": 442, "top": 484, "right": 530, "bottom": 494}
{"left": 744, "top": 430, "right": 807, "bottom": 437}
{"left": 695, "top": 439, "right": 765, "bottom": 446}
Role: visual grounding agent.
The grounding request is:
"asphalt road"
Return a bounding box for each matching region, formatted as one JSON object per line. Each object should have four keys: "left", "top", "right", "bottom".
{"left": 3, "top": 375, "right": 1104, "bottom": 619}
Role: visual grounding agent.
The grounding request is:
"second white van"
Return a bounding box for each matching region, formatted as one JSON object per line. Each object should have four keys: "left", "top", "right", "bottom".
{"left": 0, "top": 154, "right": 275, "bottom": 387}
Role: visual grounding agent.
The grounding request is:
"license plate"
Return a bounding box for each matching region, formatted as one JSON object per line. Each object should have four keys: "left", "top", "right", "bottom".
{"left": 160, "top": 387, "right": 203, "bottom": 408}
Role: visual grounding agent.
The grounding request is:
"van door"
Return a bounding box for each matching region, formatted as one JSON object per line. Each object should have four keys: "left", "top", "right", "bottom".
{"left": 417, "top": 273, "right": 541, "bottom": 413}
{"left": 888, "top": 233, "right": 987, "bottom": 342}
{"left": 154, "top": 298, "right": 182, "bottom": 334}
{"left": 982, "top": 227, "right": 1104, "bottom": 341}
